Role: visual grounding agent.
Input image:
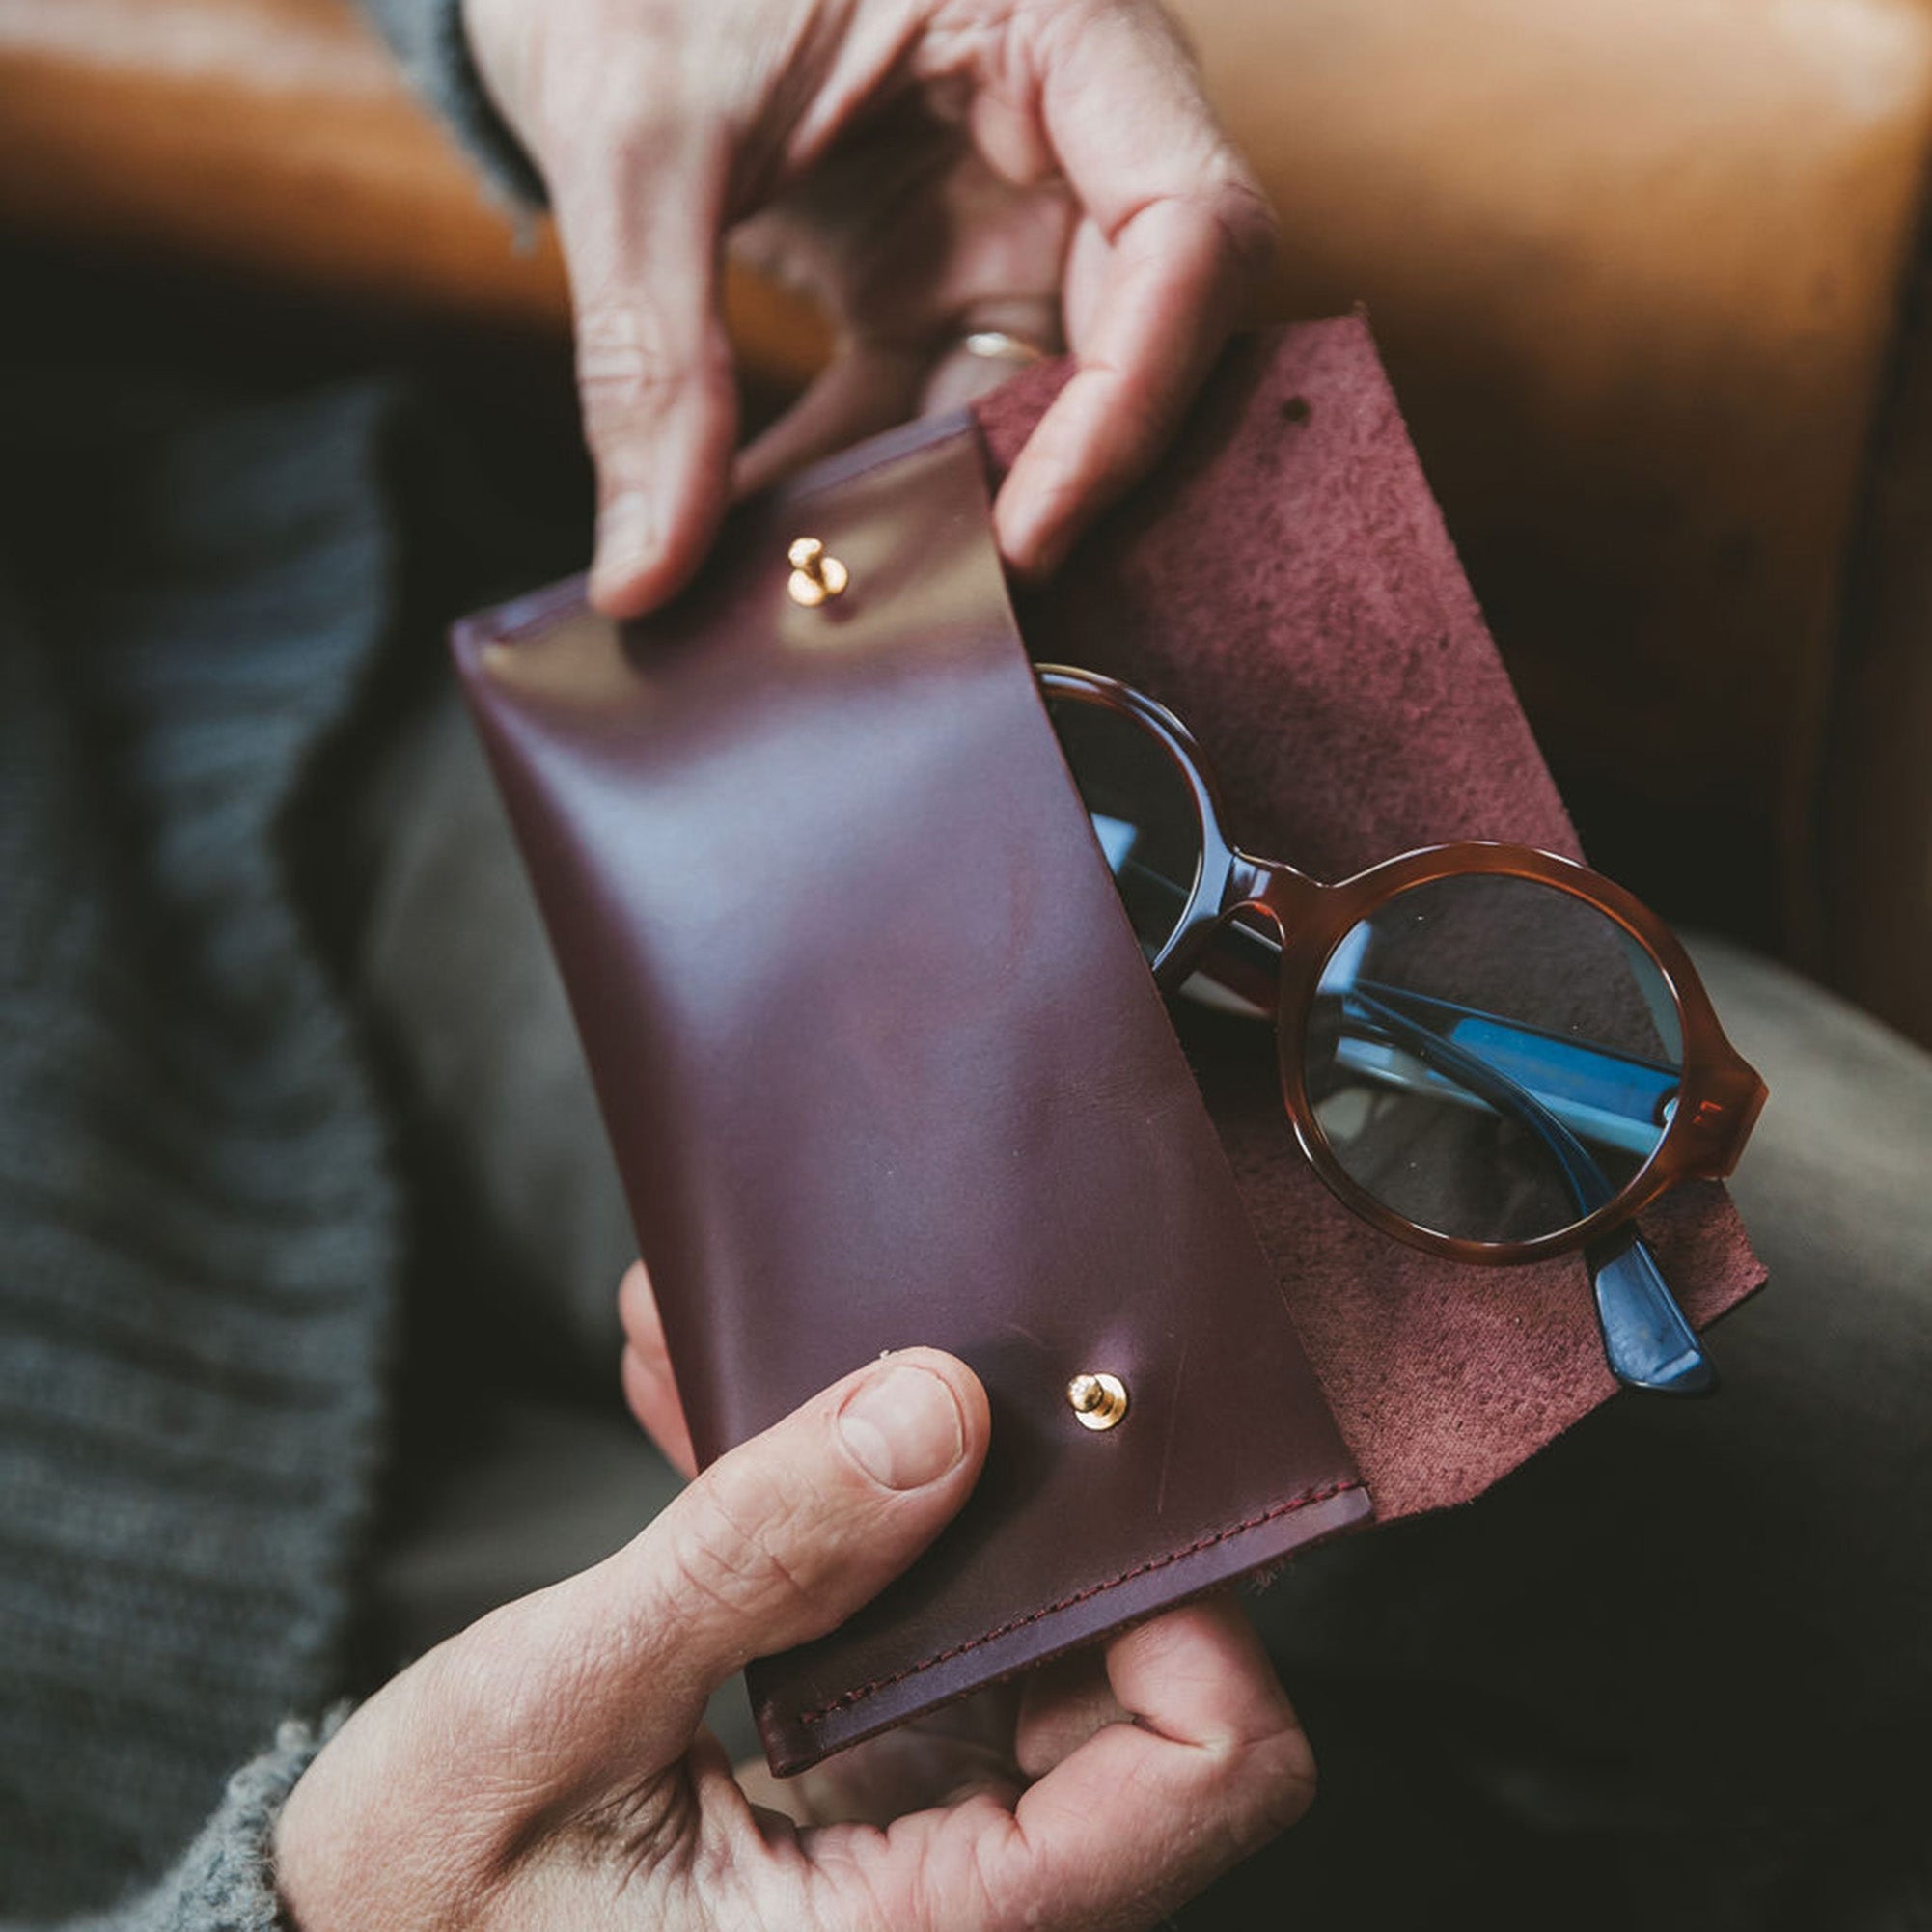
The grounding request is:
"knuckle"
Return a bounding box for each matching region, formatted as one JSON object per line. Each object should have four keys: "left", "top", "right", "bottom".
{"left": 571, "top": 300, "right": 732, "bottom": 445}
{"left": 1209, "top": 1724, "right": 1319, "bottom": 1848}
{"left": 1259, "top": 1725, "right": 1320, "bottom": 1831}
{"left": 1211, "top": 174, "right": 1283, "bottom": 281}
{"left": 574, "top": 302, "right": 682, "bottom": 424}
{"left": 655, "top": 1475, "right": 819, "bottom": 1634}
{"left": 951, "top": 1799, "right": 1025, "bottom": 1923}
{"left": 1031, "top": 0, "right": 1117, "bottom": 68}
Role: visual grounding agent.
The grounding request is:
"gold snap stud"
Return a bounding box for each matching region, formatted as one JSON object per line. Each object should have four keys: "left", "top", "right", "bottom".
{"left": 1066, "top": 1371, "right": 1129, "bottom": 1430}
{"left": 787, "top": 536, "right": 848, "bottom": 607}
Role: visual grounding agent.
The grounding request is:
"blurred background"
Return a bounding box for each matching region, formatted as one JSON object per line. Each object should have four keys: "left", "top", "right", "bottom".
{"left": 6, "top": 0, "right": 1931, "bottom": 1047}
{"left": 10, "top": 7, "right": 1932, "bottom": 1924}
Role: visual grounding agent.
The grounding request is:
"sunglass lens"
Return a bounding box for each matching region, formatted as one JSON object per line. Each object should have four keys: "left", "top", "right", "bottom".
{"left": 1302, "top": 874, "right": 1684, "bottom": 1245}
{"left": 1047, "top": 694, "right": 1204, "bottom": 967}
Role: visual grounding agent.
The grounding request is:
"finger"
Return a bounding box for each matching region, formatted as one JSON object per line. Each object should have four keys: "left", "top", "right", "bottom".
{"left": 618, "top": 1263, "right": 699, "bottom": 1477}
{"left": 621, "top": 1342, "right": 698, "bottom": 1478}
{"left": 547, "top": 127, "right": 741, "bottom": 618}
{"left": 738, "top": 1718, "right": 1023, "bottom": 1831}
{"left": 617, "top": 1256, "right": 663, "bottom": 1358}
{"left": 633, "top": 1347, "right": 987, "bottom": 1709}
{"left": 814, "top": 1598, "right": 1309, "bottom": 1930}
{"left": 733, "top": 340, "right": 928, "bottom": 497}
{"left": 992, "top": 0, "right": 1277, "bottom": 576}
{"left": 1011, "top": 1647, "right": 1128, "bottom": 1780}
{"left": 738, "top": 292, "right": 1063, "bottom": 499}
{"left": 489, "top": 1347, "right": 990, "bottom": 1788}
{"left": 1000, "top": 1600, "right": 1312, "bottom": 1918}
{"left": 917, "top": 297, "right": 1063, "bottom": 417}
{"left": 744, "top": 1682, "right": 1025, "bottom": 1828}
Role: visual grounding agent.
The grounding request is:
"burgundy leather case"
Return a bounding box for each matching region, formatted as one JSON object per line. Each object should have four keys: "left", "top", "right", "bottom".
{"left": 452, "top": 318, "right": 1766, "bottom": 1774}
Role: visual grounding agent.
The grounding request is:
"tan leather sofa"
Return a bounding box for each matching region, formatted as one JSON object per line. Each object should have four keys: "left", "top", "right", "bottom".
{"left": 7, "top": 0, "right": 1926, "bottom": 1042}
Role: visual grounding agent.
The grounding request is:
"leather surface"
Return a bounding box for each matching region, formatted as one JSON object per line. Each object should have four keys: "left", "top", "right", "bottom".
{"left": 455, "top": 321, "right": 1768, "bottom": 1769}
{"left": 453, "top": 409, "right": 1371, "bottom": 1774}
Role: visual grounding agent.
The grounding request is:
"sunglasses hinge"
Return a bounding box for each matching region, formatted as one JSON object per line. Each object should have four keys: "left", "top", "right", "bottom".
{"left": 1224, "top": 851, "right": 1315, "bottom": 921}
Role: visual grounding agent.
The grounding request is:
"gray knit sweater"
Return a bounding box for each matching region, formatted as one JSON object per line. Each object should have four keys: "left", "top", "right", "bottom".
{"left": 0, "top": 9, "right": 522, "bottom": 1923}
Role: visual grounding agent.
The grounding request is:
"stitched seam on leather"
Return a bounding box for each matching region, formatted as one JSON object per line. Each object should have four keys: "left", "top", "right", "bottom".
{"left": 794, "top": 1477, "right": 1364, "bottom": 1725}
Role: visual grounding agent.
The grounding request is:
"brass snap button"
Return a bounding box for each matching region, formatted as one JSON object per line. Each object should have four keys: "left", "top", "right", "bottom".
{"left": 787, "top": 537, "right": 848, "bottom": 607}
{"left": 1066, "top": 1371, "right": 1128, "bottom": 1430}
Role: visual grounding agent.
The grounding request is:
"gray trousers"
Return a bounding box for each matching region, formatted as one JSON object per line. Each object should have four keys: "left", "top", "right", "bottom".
{"left": 354, "top": 692, "right": 1932, "bottom": 1931}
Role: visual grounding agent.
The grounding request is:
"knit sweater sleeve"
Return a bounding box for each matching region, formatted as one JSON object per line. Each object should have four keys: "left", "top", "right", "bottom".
{"left": 359, "top": 0, "right": 546, "bottom": 206}
{"left": 19, "top": 1719, "right": 341, "bottom": 1932}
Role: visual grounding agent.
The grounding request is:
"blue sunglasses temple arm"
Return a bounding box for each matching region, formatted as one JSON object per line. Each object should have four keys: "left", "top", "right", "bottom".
{"left": 1345, "top": 991, "right": 1715, "bottom": 1396}
{"left": 1586, "top": 1235, "right": 1718, "bottom": 1398}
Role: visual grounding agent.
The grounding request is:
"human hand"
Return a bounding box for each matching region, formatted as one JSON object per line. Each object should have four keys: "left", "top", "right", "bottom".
{"left": 461, "top": 0, "right": 1277, "bottom": 616}
{"left": 619, "top": 1260, "right": 1316, "bottom": 1908}
{"left": 273, "top": 1285, "right": 1313, "bottom": 1931}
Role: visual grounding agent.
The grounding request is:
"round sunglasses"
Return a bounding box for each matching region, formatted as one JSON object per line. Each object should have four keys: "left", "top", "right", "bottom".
{"left": 1038, "top": 665, "right": 1768, "bottom": 1396}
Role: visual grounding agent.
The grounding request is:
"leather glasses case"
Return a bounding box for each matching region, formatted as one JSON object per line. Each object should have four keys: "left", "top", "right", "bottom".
{"left": 452, "top": 320, "right": 1765, "bottom": 1775}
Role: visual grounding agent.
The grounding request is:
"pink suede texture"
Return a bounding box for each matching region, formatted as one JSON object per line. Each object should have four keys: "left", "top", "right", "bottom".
{"left": 971, "top": 319, "right": 1766, "bottom": 1520}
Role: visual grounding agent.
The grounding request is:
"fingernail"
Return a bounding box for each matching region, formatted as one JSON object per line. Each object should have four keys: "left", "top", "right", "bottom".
{"left": 593, "top": 489, "right": 657, "bottom": 594}
{"left": 838, "top": 1364, "right": 966, "bottom": 1490}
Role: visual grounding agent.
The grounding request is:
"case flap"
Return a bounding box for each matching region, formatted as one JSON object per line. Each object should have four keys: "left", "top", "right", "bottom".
{"left": 453, "top": 415, "right": 1370, "bottom": 1774}
{"left": 973, "top": 319, "right": 1768, "bottom": 1520}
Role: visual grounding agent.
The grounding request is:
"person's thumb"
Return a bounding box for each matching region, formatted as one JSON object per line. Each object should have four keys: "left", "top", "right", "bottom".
{"left": 549, "top": 146, "right": 741, "bottom": 619}
{"left": 272, "top": 1353, "right": 988, "bottom": 1916}
{"left": 478, "top": 1348, "right": 990, "bottom": 1795}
